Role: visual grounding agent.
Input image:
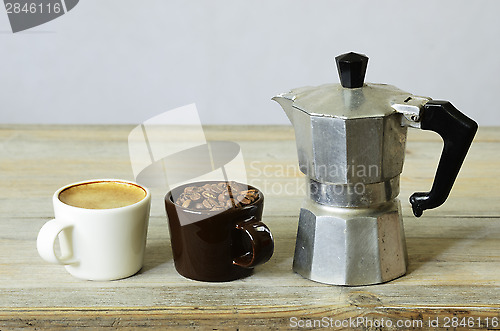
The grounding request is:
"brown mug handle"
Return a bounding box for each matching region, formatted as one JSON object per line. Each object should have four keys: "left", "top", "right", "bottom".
{"left": 233, "top": 217, "right": 274, "bottom": 268}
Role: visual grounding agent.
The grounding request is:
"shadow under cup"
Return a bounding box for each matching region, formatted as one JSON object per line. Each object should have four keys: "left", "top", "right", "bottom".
{"left": 165, "top": 182, "right": 274, "bottom": 282}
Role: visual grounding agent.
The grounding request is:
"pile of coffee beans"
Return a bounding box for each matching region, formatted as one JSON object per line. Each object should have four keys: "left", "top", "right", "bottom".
{"left": 174, "top": 181, "right": 259, "bottom": 211}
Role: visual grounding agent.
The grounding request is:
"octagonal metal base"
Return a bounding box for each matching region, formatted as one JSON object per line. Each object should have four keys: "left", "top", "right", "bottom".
{"left": 293, "top": 198, "right": 408, "bottom": 286}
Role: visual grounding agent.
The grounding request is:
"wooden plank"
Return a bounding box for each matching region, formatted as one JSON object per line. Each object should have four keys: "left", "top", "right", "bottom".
{"left": 2, "top": 305, "right": 499, "bottom": 330}
{"left": 1, "top": 126, "right": 498, "bottom": 217}
{"left": 1, "top": 217, "right": 499, "bottom": 305}
{"left": 0, "top": 125, "right": 499, "bottom": 329}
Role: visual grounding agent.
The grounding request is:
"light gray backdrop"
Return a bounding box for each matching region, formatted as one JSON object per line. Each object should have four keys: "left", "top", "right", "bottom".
{"left": 1, "top": 0, "right": 499, "bottom": 125}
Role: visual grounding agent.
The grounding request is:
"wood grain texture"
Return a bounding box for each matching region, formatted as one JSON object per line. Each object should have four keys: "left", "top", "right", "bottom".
{"left": 0, "top": 125, "right": 499, "bottom": 330}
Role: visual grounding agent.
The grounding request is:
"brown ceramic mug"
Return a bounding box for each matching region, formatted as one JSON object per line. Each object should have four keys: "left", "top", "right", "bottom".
{"left": 165, "top": 181, "right": 274, "bottom": 282}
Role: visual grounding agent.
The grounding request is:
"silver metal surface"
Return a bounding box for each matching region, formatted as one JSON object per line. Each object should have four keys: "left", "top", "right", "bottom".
{"left": 274, "top": 92, "right": 408, "bottom": 184}
{"left": 293, "top": 198, "right": 408, "bottom": 285}
{"left": 274, "top": 83, "right": 413, "bottom": 119}
{"left": 273, "top": 78, "right": 421, "bottom": 286}
{"left": 391, "top": 95, "right": 431, "bottom": 129}
{"left": 309, "top": 176, "right": 399, "bottom": 208}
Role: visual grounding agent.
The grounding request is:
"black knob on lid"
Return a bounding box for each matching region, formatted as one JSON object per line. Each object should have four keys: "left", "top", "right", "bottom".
{"left": 335, "top": 52, "right": 369, "bottom": 88}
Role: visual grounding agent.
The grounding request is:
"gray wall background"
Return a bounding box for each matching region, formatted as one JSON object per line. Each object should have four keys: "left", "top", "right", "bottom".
{"left": 1, "top": 0, "right": 499, "bottom": 125}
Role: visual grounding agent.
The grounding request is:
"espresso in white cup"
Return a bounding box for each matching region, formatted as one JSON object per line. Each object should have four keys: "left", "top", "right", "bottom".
{"left": 37, "top": 179, "right": 151, "bottom": 281}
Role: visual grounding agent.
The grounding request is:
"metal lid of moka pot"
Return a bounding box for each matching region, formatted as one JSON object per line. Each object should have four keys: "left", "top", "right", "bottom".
{"left": 276, "top": 52, "right": 427, "bottom": 121}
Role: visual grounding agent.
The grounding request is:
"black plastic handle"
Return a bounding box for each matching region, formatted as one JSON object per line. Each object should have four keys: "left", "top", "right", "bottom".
{"left": 410, "top": 100, "right": 478, "bottom": 217}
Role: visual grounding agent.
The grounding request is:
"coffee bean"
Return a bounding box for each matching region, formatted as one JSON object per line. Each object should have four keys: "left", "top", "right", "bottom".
{"left": 242, "top": 189, "right": 258, "bottom": 196}
{"left": 210, "top": 184, "right": 223, "bottom": 193}
{"left": 241, "top": 197, "right": 251, "bottom": 204}
{"left": 202, "top": 191, "right": 217, "bottom": 200}
{"left": 245, "top": 191, "right": 258, "bottom": 203}
{"left": 204, "top": 199, "right": 214, "bottom": 208}
{"left": 176, "top": 194, "right": 186, "bottom": 205}
{"left": 228, "top": 181, "right": 246, "bottom": 192}
{"left": 188, "top": 192, "right": 201, "bottom": 201}
{"left": 182, "top": 199, "right": 191, "bottom": 208}
{"left": 219, "top": 192, "right": 230, "bottom": 203}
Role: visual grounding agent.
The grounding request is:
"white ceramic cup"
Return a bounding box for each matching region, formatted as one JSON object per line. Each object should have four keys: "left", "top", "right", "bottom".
{"left": 37, "top": 179, "right": 151, "bottom": 281}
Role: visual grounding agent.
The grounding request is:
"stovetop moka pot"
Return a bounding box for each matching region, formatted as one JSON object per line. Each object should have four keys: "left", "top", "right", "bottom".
{"left": 273, "top": 52, "right": 477, "bottom": 285}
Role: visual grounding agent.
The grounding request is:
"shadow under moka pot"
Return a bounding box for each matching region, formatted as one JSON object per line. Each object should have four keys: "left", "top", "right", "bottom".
{"left": 165, "top": 181, "right": 274, "bottom": 282}
{"left": 273, "top": 52, "right": 478, "bottom": 286}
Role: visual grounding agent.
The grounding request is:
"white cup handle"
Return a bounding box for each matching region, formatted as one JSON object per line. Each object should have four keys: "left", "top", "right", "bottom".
{"left": 37, "top": 219, "right": 76, "bottom": 265}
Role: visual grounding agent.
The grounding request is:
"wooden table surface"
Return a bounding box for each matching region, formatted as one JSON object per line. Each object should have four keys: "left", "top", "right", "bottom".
{"left": 0, "top": 125, "right": 499, "bottom": 330}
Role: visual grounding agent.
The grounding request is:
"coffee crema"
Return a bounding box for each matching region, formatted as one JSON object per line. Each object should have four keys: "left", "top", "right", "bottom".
{"left": 59, "top": 181, "right": 146, "bottom": 209}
